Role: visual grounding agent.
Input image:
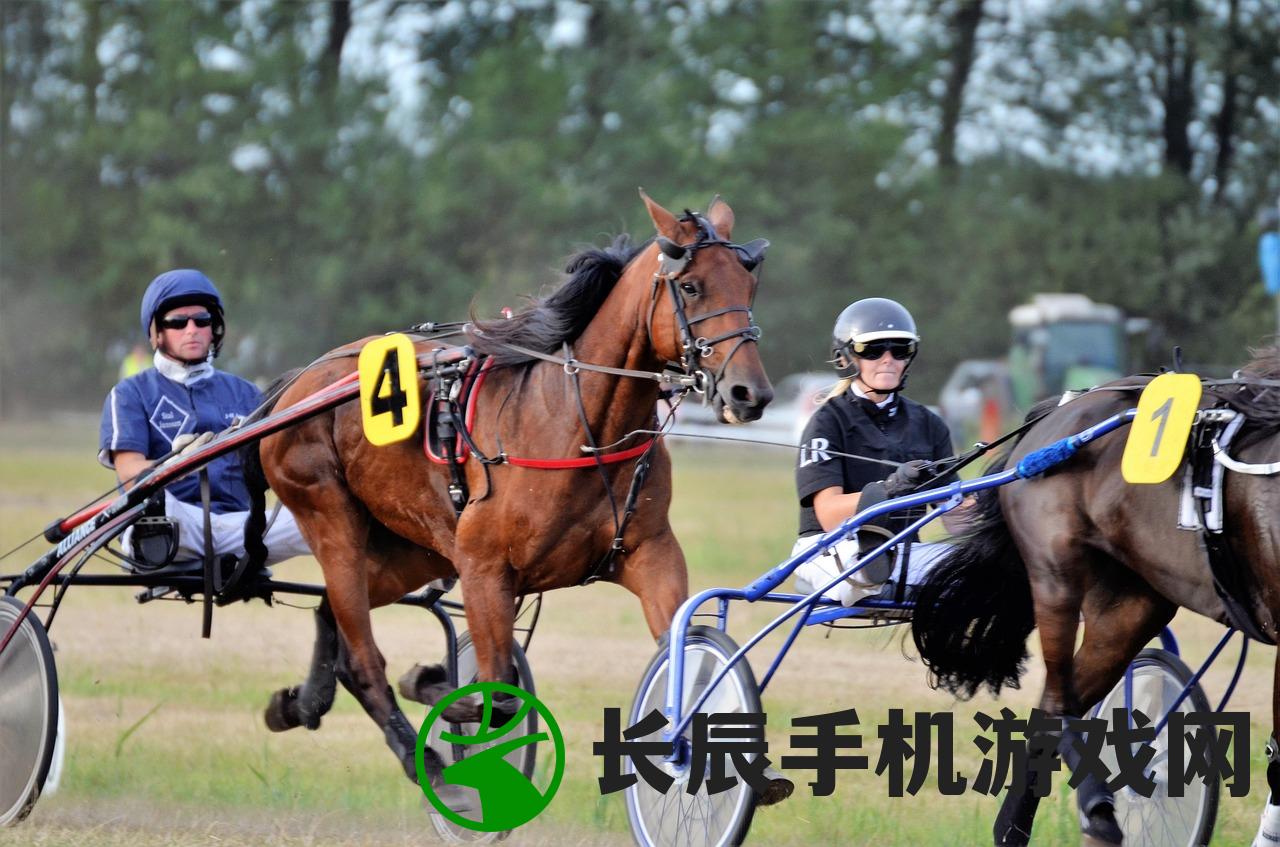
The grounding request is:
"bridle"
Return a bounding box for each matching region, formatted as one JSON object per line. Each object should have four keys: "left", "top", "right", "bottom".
{"left": 647, "top": 212, "right": 769, "bottom": 400}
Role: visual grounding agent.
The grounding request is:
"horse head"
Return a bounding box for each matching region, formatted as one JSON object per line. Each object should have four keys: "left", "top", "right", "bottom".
{"left": 639, "top": 189, "right": 774, "bottom": 423}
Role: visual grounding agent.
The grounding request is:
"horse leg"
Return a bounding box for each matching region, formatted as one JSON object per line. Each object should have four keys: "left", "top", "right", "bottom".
{"left": 288, "top": 491, "right": 447, "bottom": 787}
{"left": 614, "top": 529, "right": 689, "bottom": 640}
{"left": 1250, "top": 649, "right": 1280, "bottom": 845}
{"left": 438, "top": 550, "right": 521, "bottom": 726}
{"left": 1067, "top": 580, "right": 1176, "bottom": 847}
{"left": 997, "top": 570, "right": 1174, "bottom": 846}
{"left": 265, "top": 595, "right": 339, "bottom": 732}
{"left": 326, "top": 578, "right": 443, "bottom": 783}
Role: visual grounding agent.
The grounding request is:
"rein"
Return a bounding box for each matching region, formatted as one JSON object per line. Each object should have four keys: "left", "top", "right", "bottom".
{"left": 466, "top": 334, "right": 702, "bottom": 389}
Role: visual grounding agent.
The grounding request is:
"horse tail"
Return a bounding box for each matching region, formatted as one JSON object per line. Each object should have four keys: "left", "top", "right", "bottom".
{"left": 910, "top": 451, "right": 1035, "bottom": 699}
{"left": 240, "top": 368, "right": 300, "bottom": 567}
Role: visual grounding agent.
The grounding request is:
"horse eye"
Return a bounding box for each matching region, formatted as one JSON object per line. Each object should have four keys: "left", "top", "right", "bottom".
{"left": 680, "top": 280, "right": 700, "bottom": 297}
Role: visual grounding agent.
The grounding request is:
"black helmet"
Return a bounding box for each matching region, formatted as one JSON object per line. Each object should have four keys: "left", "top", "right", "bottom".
{"left": 830, "top": 297, "right": 919, "bottom": 383}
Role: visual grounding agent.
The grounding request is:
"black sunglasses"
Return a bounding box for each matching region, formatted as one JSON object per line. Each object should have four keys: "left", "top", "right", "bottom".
{"left": 159, "top": 312, "right": 214, "bottom": 331}
{"left": 852, "top": 339, "right": 916, "bottom": 361}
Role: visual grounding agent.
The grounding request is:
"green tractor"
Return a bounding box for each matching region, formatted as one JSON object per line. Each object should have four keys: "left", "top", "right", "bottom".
{"left": 1007, "top": 293, "right": 1149, "bottom": 410}
{"left": 940, "top": 294, "right": 1149, "bottom": 445}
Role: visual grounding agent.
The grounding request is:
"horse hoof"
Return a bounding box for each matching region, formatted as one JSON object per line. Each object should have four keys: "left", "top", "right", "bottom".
{"left": 398, "top": 663, "right": 448, "bottom": 703}
{"left": 441, "top": 695, "right": 484, "bottom": 723}
{"left": 754, "top": 765, "right": 795, "bottom": 807}
{"left": 438, "top": 691, "right": 520, "bottom": 725}
{"left": 1080, "top": 806, "right": 1123, "bottom": 846}
{"left": 430, "top": 783, "right": 477, "bottom": 816}
{"left": 264, "top": 686, "right": 303, "bottom": 733}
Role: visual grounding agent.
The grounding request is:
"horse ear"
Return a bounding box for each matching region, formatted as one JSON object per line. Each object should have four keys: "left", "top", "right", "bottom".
{"left": 639, "top": 188, "right": 680, "bottom": 241}
{"left": 707, "top": 195, "right": 735, "bottom": 240}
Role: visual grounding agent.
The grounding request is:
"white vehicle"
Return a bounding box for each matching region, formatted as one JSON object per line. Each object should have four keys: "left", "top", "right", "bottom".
{"left": 664, "top": 372, "right": 832, "bottom": 447}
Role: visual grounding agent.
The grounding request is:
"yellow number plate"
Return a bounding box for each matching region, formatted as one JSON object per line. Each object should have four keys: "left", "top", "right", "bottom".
{"left": 1121, "top": 373, "right": 1201, "bottom": 484}
{"left": 358, "top": 334, "right": 421, "bottom": 446}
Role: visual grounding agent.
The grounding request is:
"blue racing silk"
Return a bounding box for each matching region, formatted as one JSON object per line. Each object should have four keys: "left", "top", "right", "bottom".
{"left": 99, "top": 368, "right": 263, "bottom": 513}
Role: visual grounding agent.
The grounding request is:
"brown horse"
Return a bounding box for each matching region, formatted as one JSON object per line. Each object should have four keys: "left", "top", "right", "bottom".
{"left": 911, "top": 347, "right": 1280, "bottom": 846}
{"left": 250, "top": 192, "right": 773, "bottom": 791}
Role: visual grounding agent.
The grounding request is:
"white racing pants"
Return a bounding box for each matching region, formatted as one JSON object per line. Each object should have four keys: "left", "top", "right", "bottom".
{"left": 791, "top": 534, "right": 953, "bottom": 606}
{"left": 124, "top": 490, "right": 311, "bottom": 566}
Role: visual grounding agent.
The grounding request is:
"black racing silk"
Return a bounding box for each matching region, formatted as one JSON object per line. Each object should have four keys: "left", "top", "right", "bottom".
{"left": 795, "top": 390, "right": 953, "bottom": 538}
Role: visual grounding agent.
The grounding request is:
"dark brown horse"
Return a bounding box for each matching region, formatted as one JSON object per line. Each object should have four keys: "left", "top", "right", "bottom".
{"left": 912, "top": 347, "right": 1280, "bottom": 846}
{"left": 250, "top": 192, "right": 772, "bottom": 792}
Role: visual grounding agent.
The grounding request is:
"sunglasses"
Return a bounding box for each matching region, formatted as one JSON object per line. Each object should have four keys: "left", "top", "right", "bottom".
{"left": 159, "top": 312, "right": 214, "bottom": 331}
{"left": 852, "top": 339, "right": 916, "bottom": 361}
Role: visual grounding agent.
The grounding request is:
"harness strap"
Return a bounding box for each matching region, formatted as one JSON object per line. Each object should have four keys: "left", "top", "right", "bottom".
{"left": 470, "top": 336, "right": 698, "bottom": 387}
{"left": 1214, "top": 419, "right": 1280, "bottom": 475}
{"left": 200, "top": 469, "right": 214, "bottom": 639}
{"left": 505, "top": 439, "right": 654, "bottom": 469}
{"left": 431, "top": 361, "right": 469, "bottom": 516}
{"left": 1189, "top": 415, "right": 1276, "bottom": 644}
{"left": 582, "top": 442, "right": 658, "bottom": 586}
{"left": 1197, "top": 517, "right": 1274, "bottom": 644}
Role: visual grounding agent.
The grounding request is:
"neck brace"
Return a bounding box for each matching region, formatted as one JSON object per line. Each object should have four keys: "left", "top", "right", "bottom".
{"left": 154, "top": 349, "right": 214, "bottom": 385}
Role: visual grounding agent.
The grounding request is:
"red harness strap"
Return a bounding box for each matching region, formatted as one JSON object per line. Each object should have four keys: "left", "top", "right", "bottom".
{"left": 504, "top": 438, "right": 655, "bottom": 469}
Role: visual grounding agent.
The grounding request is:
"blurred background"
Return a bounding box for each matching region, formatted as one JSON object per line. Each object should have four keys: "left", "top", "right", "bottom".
{"left": 2, "top": 5, "right": 1280, "bottom": 843}
{"left": 2, "top": 0, "right": 1278, "bottom": 431}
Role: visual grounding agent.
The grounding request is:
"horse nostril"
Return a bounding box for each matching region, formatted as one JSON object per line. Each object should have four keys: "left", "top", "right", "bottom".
{"left": 731, "top": 384, "right": 773, "bottom": 408}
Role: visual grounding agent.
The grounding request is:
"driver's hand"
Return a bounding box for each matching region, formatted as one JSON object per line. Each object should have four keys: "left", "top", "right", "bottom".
{"left": 882, "top": 459, "right": 929, "bottom": 498}
{"left": 171, "top": 431, "right": 214, "bottom": 455}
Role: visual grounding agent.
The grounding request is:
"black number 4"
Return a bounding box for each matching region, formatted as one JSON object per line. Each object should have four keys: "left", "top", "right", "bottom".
{"left": 371, "top": 349, "right": 408, "bottom": 426}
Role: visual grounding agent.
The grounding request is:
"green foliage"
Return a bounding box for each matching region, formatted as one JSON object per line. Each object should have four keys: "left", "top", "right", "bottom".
{"left": 1, "top": 0, "right": 1276, "bottom": 415}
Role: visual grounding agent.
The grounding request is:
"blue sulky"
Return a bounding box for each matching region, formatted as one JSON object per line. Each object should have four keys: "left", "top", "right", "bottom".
{"left": 629, "top": 401, "right": 1250, "bottom": 847}
{"left": 660, "top": 409, "right": 1140, "bottom": 757}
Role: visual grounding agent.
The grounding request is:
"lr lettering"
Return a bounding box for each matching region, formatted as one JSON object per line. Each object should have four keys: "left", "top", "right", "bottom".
{"left": 800, "top": 438, "right": 831, "bottom": 467}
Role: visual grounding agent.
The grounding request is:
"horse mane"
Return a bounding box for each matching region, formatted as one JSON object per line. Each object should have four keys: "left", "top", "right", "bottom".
{"left": 468, "top": 235, "right": 650, "bottom": 365}
{"left": 1206, "top": 344, "right": 1280, "bottom": 431}
{"left": 1241, "top": 345, "right": 1280, "bottom": 380}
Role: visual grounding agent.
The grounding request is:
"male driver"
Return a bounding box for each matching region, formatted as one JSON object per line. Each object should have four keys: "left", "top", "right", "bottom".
{"left": 99, "top": 269, "right": 308, "bottom": 566}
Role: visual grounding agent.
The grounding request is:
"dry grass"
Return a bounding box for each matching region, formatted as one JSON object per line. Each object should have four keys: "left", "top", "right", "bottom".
{"left": 1, "top": 417, "right": 1271, "bottom": 845}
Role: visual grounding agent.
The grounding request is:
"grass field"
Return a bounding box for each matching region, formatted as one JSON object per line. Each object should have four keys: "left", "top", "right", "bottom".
{"left": 0, "top": 415, "right": 1270, "bottom": 846}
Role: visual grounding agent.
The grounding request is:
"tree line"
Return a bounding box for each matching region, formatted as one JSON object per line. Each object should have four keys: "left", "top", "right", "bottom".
{"left": 2, "top": 0, "right": 1277, "bottom": 415}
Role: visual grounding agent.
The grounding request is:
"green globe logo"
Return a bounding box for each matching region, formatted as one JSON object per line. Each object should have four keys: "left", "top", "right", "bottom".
{"left": 415, "top": 681, "right": 565, "bottom": 832}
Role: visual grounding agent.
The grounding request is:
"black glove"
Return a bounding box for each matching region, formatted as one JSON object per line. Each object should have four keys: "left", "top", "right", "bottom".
{"left": 881, "top": 459, "right": 929, "bottom": 498}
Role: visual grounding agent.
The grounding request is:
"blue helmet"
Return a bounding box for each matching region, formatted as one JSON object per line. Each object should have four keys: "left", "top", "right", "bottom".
{"left": 140, "top": 269, "right": 226, "bottom": 356}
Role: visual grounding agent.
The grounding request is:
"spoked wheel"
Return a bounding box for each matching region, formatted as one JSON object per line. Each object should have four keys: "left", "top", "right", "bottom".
{"left": 1092, "top": 648, "right": 1219, "bottom": 847}
{"left": 425, "top": 632, "right": 538, "bottom": 844}
{"left": 0, "top": 596, "right": 59, "bottom": 827}
{"left": 625, "top": 625, "right": 760, "bottom": 847}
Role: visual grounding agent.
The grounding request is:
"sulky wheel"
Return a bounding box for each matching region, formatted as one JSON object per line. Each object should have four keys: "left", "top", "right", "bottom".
{"left": 0, "top": 596, "right": 60, "bottom": 827}
{"left": 425, "top": 632, "right": 538, "bottom": 844}
{"left": 626, "top": 625, "right": 761, "bottom": 847}
{"left": 1093, "top": 648, "right": 1219, "bottom": 847}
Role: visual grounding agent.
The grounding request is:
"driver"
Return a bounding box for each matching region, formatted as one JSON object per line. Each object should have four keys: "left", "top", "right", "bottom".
{"left": 98, "top": 269, "right": 309, "bottom": 568}
{"left": 791, "top": 297, "right": 956, "bottom": 604}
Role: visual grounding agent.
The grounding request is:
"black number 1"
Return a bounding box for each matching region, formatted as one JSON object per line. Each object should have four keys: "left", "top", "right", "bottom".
{"left": 1149, "top": 397, "right": 1173, "bottom": 457}
{"left": 371, "top": 349, "right": 408, "bottom": 426}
